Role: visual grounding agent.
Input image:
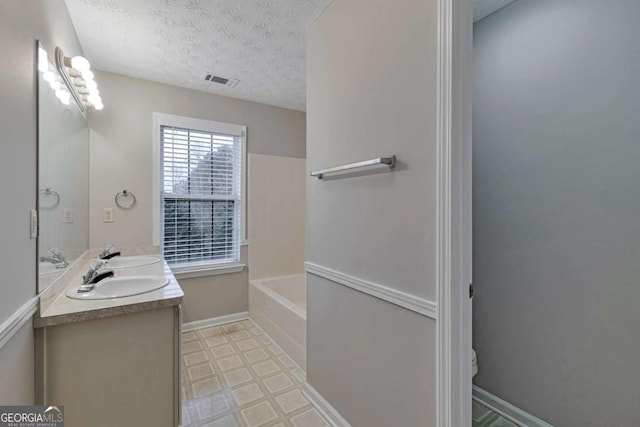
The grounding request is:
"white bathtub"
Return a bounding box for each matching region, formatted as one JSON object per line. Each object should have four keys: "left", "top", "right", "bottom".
{"left": 249, "top": 274, "right": 306, "bottom": 370}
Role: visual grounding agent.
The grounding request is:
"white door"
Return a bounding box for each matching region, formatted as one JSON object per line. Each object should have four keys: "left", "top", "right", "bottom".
{"left": 304, "top": 0, "right": 472, "bottom": 426}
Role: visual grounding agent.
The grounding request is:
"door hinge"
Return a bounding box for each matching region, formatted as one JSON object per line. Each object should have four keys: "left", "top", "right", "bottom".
{"left": 468, "top": 283, "right": 474, "bottom": 298}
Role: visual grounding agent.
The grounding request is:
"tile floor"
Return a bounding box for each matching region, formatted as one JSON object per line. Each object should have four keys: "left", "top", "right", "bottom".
{"left": 472, "top": 399, "right": 519, "bottom": 427}
{"left": 181, "top": 319, "right": 329, "bottom": 427}
{"left": 182, "top": 319, "right": 517, "bottom": 427}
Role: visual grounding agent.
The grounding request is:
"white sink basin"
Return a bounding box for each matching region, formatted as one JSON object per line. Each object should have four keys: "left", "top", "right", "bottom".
{"left": 101, "top": 256, "right": 160, "bottom": 269}
{"left": 39, "top": 262, "right": 66, "bottom": 276}
{"left": 66, "top": 276, "right": 169, "bottom": 300}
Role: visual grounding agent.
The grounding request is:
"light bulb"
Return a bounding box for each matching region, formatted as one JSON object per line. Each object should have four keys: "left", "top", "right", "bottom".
{"left": 82, "top": 70, "right": 94, "bottom": 80}
{"left": 94, "top": 102, "right": 104, "bottom": 110}
{"left": 85, "top": 80, "right": 97, "bottom": 91}
{"left": 50, "top": 81, "right": 60, "bottom": 91}
{"left": 89, "top": 88, "right": 100, "bottom": 97}
{"left": 38, "top": 48, "right": 48, "bottom": 73}
{"left": 70, "top": 56, "right": 90, "bottom": 72}
{"left": 56, "top": 90, "right": 70, "bottom": 105}
{"left": 87, "top": 94, "right": 101, "bottom": 105}
{"left": 43, "top": 71, "right": 55, "bottom": 82}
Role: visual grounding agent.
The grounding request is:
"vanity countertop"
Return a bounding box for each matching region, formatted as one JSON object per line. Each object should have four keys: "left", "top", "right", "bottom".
{"left": 34, "top": 255, "right": 183, "bottom": 328}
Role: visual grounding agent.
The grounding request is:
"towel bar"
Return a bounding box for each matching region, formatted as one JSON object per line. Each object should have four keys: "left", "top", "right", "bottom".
{"left": 310, "top": 155, "right": 396, "bottom": 179}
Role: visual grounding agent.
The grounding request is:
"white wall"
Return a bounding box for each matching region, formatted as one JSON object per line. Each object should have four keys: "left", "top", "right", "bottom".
{"left": 88, "top": 71, "right": 305, "bottom": 249}
{"left": 180, "top": 246, "right": 249, "bottom": 323}
{"left": 306, "top": 0, "right": 441, "bottom": 424}
{"left": 474, "top": 1, "right": 640, "bottom": 425}
{"left": 0, "top": 0, "right": 84, "bottom": 404}
{"left": 88, "top": 72, "right": 306, "bottom": 321}
{"left": 248, "top": 154, "right": 306, "bottom": 280}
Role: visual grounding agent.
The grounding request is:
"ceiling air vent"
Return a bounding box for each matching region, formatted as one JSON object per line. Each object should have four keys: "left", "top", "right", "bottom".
{"left": 203, "top": 73, "right": 240, "bottom": 88}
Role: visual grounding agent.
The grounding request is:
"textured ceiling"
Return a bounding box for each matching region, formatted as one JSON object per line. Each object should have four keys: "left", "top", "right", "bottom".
{"left": 65, "top": 0, "right": 514, "bottom": 111}
{"left": 473, "top": 0, "right": 518, "bottom": 22}
{"left": 64, "top": 0, "right": 332, "bottom": 112}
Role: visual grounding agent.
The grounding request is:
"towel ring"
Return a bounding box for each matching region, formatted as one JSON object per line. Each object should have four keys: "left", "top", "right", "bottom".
{"left": 39, "top": 188, "right": 60, "bottom": 209}
{"left": 115, "top": 190, "right": 137, "bottom": 210}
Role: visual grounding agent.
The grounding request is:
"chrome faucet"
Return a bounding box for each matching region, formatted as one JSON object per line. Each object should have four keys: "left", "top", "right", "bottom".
{"left": 78, "top": 261, "right": 114, "bottom": 293}
{"left": 40, "top": 249, "right": 68, "bottom": 269}
{"left": 99, "top": 244, "right": 121, "bottom": 260}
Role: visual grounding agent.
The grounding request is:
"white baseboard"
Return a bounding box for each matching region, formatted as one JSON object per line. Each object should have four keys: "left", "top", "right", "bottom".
{"left": 473, "top": 385, "right": 554, "bottom": 427}
{"left": 302, "top": 382, "right": 351, "bottom": 427}
{"left": 182, "top": 312, "right": 248, "bottom": 332}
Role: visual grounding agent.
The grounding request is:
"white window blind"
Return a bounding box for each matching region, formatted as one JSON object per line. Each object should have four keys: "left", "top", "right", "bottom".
{"left": 161, "top": 124, "right": 243, "bottom": 266}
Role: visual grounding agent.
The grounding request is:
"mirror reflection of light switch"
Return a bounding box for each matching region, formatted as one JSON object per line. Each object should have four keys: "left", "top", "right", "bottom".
{"left": 62, "top": 208, "right": 74, "bottom": 223}
{"left": 103, "top": 208, "right": 114, "bottom": 223}
{"left": 30, "top": 209, "right": 38, "bottom": 239}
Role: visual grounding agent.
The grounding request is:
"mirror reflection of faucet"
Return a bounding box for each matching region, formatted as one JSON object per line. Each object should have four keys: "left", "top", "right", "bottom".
{"left": 77, "top": 261, "right": 115, "bottom": 293}
{"left": 39, "top": 248, "right": 68, "bottom": 269}
{"left": 99, "top": 244, "right": 121, "bottom": 260}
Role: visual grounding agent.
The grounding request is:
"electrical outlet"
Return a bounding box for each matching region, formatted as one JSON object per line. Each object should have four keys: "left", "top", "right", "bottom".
{"left": 103, "top": 208, "right": 114, "bottom": 223}
{"left": 62, "top": 208, "right": 74, "bottom": 223}
{"left": 30, "top": 209, "right": 38, "bottom": 239}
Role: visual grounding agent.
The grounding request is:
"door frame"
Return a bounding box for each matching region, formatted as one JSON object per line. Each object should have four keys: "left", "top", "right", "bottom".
{"left": 436, "top": 0, "right": 473, "bottom": 426}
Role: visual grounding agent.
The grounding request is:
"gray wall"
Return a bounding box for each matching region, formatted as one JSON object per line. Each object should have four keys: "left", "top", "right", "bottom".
{"left": 0, "top": 0, "right": 84, "bottom": 403}
{"left": 307, "top": 0, "right": 441, "bottom": 424}
{"left": 473, "top": 1, "right": 640, "bottom": 425}
{"left": 88, "top": 71, "right": 306, "bottom": 322}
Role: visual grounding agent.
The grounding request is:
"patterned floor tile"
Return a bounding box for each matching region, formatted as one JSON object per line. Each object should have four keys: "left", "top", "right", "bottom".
{"left": 217, "top": 355, "right": 245, "bottom": 372}
{"left": 181, "top": 319, "right": 329, "bottom": 427}
{"left": 232, "top": 383, "right": 265, "bottom": 407}
{"left": 185, "top": 350, "right": 210, "bottom": 366}
{"left": 487, "top": 417, "right": 519, "bottom": 427}
{"left": 252, "top": 360, "right": 281, "bottom": 378}
{"left": 273, "top": 389, "right": 310, "bottom": 414}
{"left": 240, "top": 401, "right": 278, "bottom": 426}
{"left": 224, "top": 368, "right": 255, "bottom": 388}
{"left": 183, "top": 321, "right": 518, "bottom": 427}
{"left": 184, "top": 340, "right": 204, "bottom": 354}
{"left": 472, "top": 399, "right": 520, "bottom": 427}
{"left": 290, "top": 408, "right": 329, "bottom": 427}
{"left": 262, "top": 373, "right": 294, "bottom": 395}
{"left": 192, "top": 377, "right": 223, "bottom": 398}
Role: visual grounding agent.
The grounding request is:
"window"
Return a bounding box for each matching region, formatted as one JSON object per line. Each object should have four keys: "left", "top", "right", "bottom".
{"left": 154, "top": 114, "right": 246, "bottom": 273}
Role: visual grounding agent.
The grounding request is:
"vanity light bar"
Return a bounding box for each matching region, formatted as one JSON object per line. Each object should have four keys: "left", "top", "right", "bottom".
{"left": 38, "top": 47, "right": 71, "bottom": 106}
{"left": 54, "top": 47, "right": 104, "bottom": 111}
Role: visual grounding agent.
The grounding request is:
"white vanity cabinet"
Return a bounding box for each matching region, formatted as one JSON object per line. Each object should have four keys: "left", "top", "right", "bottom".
{"left": 36, "top": 304, "right": 181, "bottom": 427}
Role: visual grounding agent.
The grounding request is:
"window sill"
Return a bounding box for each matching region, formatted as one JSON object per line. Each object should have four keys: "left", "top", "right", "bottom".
{"left": 171, "top": 263, "right": 246, "bottom": 280}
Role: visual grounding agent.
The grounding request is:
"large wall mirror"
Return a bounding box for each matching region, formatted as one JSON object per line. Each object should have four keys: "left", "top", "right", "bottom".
{"left": 37, "top": 40, "right": 89, "bottom": 293}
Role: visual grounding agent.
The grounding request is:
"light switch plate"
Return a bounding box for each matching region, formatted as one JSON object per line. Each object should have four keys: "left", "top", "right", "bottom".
{"left": 103, "top": 208, "right": 114, "bottom": 223}
{"left": 30, "top": 209, "right": 38, "bottom": 239}
{"left": 62, "top": 208, "right": 74, "bottom": 224}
